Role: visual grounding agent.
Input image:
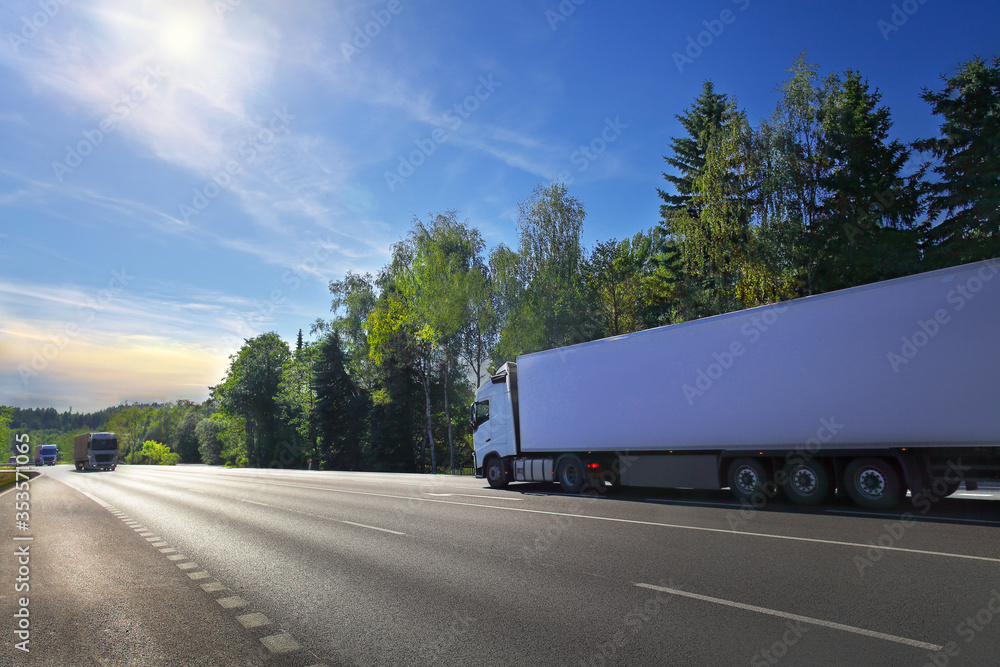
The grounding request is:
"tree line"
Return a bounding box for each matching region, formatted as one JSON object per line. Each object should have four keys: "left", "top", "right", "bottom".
{"left": 5, "top": 54, "right": 998, "bottom": 472}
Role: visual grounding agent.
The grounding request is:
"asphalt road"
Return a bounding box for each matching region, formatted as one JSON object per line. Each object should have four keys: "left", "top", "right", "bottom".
{"left": 3, "top": 464, "right": 999, "bottom": 666}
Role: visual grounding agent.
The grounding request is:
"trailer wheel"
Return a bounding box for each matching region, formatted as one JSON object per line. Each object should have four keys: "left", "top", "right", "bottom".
{"left": 781, "top": 459, "right": 832, "bottom": 506}
{"left": 485, "top": 457, "right": 508, "bottom": 489}
{"left": 74, "top": 462, "right": 83, "bottom": 471}
{"left": 727, "top": 458, "right": 771, "bottom": 502}
{"left": 845, "top": 458, "right": 905, "bottom": 509}
{"left": 557, "top": 457, "right": 585, "bottom": 494}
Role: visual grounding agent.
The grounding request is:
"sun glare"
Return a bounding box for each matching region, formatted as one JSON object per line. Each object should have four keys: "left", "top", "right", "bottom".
{"left": 159, "top": 15, "right": 206, "bottom": 61}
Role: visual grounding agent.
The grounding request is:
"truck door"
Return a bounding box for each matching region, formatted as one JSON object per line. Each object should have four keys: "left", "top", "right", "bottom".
{"left": 472, "top": 399, "right": 495, "bottom": 468}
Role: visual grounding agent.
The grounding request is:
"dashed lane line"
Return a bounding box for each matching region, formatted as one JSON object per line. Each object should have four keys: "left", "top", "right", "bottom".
{"left": 229, "top": 479, "right": 1000, "bottom": 565}
{"left": 635, "top": 583, "right": 943, "bottom": 652}
{"left": 238, "top": 498, "right": 407, "bottom": 535}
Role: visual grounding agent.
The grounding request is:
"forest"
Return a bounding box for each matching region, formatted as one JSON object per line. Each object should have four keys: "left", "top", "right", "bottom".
{"left": 4, "top": 55, "right": 998, "bottom": 473}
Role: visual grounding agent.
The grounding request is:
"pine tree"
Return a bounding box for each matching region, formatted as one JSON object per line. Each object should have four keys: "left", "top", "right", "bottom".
{"left": 915, "top": 56, "right": 1000, "bottom": 267}
{"left": 657, "top": 80, "right": 734, "bottom": 219}
{"left": 313, "top": 333, "right": 367, "bottom": 470}
{"left": 811, "top": 70, "right": 924, "bottom": 291}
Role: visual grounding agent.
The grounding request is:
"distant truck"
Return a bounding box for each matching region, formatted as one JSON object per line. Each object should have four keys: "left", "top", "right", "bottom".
{"left": 473, "top": 260, "right": 1000, "bottom": 509}
{"left": 34, "top": 444, "right": 58, "bottom": 466}
{"left": 73, "top": 432, "right": 118, "bottom": 471}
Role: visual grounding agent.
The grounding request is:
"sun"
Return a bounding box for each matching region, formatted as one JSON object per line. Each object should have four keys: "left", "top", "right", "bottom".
{"left": 158, "top": 14, "right": 207, "bottom": 62}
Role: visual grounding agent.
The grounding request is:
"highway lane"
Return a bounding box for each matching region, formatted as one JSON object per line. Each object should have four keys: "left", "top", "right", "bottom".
{"left": 31, "top": 465, "right": 1000, "bottom": 666}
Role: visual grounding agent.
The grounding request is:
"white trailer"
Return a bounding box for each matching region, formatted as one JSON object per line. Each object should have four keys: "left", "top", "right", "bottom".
{"left": 472, "top": 259, "right": 1000, "bottom": 508}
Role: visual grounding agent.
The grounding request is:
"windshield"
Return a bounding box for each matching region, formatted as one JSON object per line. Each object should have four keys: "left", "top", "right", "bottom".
{"left": 91, "top": 438, "right": 118, "bottom": 450}
{"left": 40, "top": 445, "right": 58, "bottom": 452}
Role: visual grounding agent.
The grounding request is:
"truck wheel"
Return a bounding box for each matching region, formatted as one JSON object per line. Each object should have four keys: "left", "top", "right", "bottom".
{"left": 781, "top": 459, "right": 831, "bottom": 506}
{"left": 845, "top": 458, "right": 905, "bottom": 509}
{"left": 727, "top": 458, "right": 772, "bottom": 503}
{"left": 558, "top": 457, "right": 585, "bottom": 494}
{"left": 74, "top": 462, "right": 83, "bottom": 471}
{"left": 485, "top": 457, "right": 508, "bottom": 489}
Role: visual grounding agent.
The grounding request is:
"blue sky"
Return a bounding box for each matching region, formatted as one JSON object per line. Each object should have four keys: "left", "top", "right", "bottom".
{"left": 1, "top": 0, "right": 997, "bottom": 411}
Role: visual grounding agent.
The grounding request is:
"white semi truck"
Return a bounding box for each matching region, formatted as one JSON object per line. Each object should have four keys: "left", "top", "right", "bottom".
{"left": 472, "top": 259, "right": 1000, "bottom": 509}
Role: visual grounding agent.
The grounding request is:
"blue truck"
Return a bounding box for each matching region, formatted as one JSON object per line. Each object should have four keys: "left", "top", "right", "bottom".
{"left": 34, "top": 444, "right": 58, "bottom": 466}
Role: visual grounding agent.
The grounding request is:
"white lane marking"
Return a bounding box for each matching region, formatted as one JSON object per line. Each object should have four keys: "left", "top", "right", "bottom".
{"left": 425, "top": 492, "right": 523, "bottom": 501}
{"left": 341, "top": 521, "right": 406, "bottom": 535}
{"left": 240, "top": 480, "right": 1000, "bottom": 565}
{"left": 635, "top": 583, "right": 943, "bottom": 651}
{"left": 645, "top": 498, "right": 742, "bottom": 508}
{"left": 824, "top": 509, "right": 1000, "bottom": 526}
{"left": 240, "top": 498, "right": 405, "bottom": 535}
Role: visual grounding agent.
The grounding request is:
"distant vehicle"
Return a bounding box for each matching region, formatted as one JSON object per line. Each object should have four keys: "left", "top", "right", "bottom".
{"left": 73, "top": 432, "right": 118, "bottom": 471}
{"left": 34, "top": 444, "right": 58, "bottom": 466}
{"left": 473, "top": 260, "right": 1000, "bottom": 509}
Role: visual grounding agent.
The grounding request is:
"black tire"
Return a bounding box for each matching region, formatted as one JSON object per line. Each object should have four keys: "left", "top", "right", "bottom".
{"left": 74, "top": 462, "right": 83, "bottom": 471}
{"left": 557, "top": 457, "right": 585, "bottom": 494}
{"left": 485, "top": 457, "right": 508, "bottom": 489}
{"left": 941, "top": 480, "right": 961, "bottom": 497}
{"left": 781, "top": 459, "right": 832, "bottom": 506}
{"left": 844, "top": 458, "right": 905, "bottom": 509}
{"left": 727, "top": 458, "right": 772, "bottom": 503}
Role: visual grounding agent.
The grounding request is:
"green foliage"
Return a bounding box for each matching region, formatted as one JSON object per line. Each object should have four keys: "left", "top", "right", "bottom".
{"left": 217, "top": 332, "right": 291, "bottom": 467}
{"left": 139, "top": 440, "right": 180, "bottom": 465}
{"left": 0, "top": 406, "right": 13, "bottom": 455}
{"left": 915, "top": 56, "right": 1000, "bottom": 266}
{"left": 20, "top": 53, "right": 997, "bottom": 477}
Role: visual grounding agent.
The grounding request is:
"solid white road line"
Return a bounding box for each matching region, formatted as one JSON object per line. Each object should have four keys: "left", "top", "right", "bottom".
{"left": 239, "top": 498, "right": 405, "bottom": 535}
{"left": 341, "top": 521, "right": 406, "bottom": 535}
{"left": 425, "top": 492, "right": 523, "bottom": 501}
{"left": 634, "top": 583, "right": 943, "bottom": 652}
{"left": 824, "top": 509, "right": 1000, "bottom": 526}
{"left": 235, "top": 479, "right": 1000, "bottom": 565}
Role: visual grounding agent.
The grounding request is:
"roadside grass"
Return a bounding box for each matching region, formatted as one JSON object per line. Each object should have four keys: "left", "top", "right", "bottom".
{"left": 0, "top": 468, "right": 39, "bottom": 493}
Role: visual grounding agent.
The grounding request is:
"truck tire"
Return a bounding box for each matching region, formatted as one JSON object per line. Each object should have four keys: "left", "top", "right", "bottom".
{"left": 74, "top": 462, "right": 83, "bottom": 471}
{"left": 845, "top": 458, "right": 905, "bottom": 509}
{"left": 485, "top": 457, "right": 508, "bottom": 489}
{"left": 781, "top": 459, "right": 832, "bottom": 506}
{"left": 727, "top": 458, "right": 772, "bottom": 503}
{"left": 557, "top": 457, "right": 585, "bottom": 494}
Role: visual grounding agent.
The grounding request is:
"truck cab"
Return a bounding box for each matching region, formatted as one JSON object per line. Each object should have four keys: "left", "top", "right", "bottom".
{"left": 34, "top": 444, "right": 58, "bottom": 466}
{"left": 472, "top": 363, "right": 518, "bottom": 486}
